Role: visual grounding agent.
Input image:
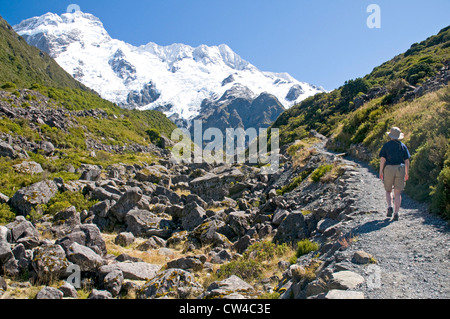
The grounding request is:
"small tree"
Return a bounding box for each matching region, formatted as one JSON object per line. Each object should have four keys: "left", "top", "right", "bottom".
{"left": 341, "top": 78, "right": 370, "bottom": 102}
{"left": 146, "top": 128, "right": 161, "bottom": 145}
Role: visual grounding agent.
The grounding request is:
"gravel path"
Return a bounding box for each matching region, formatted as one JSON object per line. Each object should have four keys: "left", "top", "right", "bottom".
{"left": 341, "top": 159, "right": 450, "bottom": 299}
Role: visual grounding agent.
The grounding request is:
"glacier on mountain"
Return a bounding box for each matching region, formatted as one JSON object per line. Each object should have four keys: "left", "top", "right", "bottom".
{"left": 14, "top": 11, "right": 325, "bottom": 122}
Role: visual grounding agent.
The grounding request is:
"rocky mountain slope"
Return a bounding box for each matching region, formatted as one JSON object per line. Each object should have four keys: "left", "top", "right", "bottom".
{"left": 13, "top": 11, "right": 325, "bottom": 127}
{"left": 1, "top": 131, "right": 448, "bottom": 300}
{"left": 0, "top": 15, "right": 87, "bottom": 90}
{"left": 191, "top": 84, "right": 285, "bottom": 135}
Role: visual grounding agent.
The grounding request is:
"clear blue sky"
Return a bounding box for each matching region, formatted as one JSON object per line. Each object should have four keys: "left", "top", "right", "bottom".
{"left": 1, "top": 0, "right": 449, "bottom": 91}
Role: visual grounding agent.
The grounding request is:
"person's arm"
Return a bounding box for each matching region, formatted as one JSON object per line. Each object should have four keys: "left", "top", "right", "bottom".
{"left": 404, "top": 159, "right": 410, "bottom": 181}
{"left": 380, "top": 157, "right": 386, "bottom": 181}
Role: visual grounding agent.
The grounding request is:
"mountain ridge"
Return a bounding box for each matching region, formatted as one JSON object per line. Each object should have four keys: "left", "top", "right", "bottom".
{"left": 14, "top": 11, "right": 325, "bottom": 124}
{"left": 0, "top": 14, "right": 89, "bottom": 91}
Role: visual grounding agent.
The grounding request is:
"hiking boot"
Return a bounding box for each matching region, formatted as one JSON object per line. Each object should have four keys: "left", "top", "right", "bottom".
{"left": 393, "top": 213, "right": 399, "bottom": 221}
{"left": 387, "top": 207, "right": 393, "bottom": 218}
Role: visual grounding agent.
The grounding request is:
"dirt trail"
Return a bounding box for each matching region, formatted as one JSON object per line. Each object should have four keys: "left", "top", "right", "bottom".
{"left": 339, "top": 158, "right": 450, "bottom": 299}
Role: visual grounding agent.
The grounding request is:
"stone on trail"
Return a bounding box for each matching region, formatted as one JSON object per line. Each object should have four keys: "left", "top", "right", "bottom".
{"left": 327, "top": 271, "right": 365, "bottom": 290}
{"left": 325, "top": 289, "right": 365, "bottom": 299}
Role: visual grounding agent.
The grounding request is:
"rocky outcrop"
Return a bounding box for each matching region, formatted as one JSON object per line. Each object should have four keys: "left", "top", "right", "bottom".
{"left": 10, "top": 180, "right": 58, "bottom": 216}
{"left": 109, "top": 49, "right": 137, "bottom": 83}
{"left": 126, "top": 81, "right": 160, "bottom": 108}
{"left": 286, "top": 84, "right": 305, "bottom": 102}
{"left": 32, "top": 245, "right": 70, "bottom": 284}
{"left": 99, "top": 262, "right": 161, "bottom": 281}
{"left": 201, "top": 275, "right": 256, "bottom": 299}
{"left": 192, "top": 84, "right": 285, "bottom": 138}
{"left": 138, "top": 268, "right": 202, "bottom": 299}
{"left": 12, "top": 161, "right": 44, "bottom": 175}
{"left": 66, "top": 242, "right": 105, "bottom": 272}
{"left": 189, "top": 166, "right": 245, "bottom": 201}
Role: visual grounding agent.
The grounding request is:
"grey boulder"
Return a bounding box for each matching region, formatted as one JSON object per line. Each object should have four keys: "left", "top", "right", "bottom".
{"left": 10, "top": 180, "right": 58, "bottom": 216}
{"left": 35, "top": 286, "right": 63, "bottom": 299}
{"left": 32, "top": 244, "right": 70, "bottom": 284}
{"left": 125, "top": 209, "right": 174, "bottom": 239}
{"left": 138, "top": 268, "right": 202, "bottom": 299}
{"left": 66, "top": 242, "right": 105, "bottom": 272}
{"left": 99, "top": 262, "right": 161, "bottom": 281}
{"left": 203, "top": 275, "right": 255, "bottom": 299}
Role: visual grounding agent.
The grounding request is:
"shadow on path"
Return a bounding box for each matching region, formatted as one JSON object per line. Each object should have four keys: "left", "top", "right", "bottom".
{"left": 351, "top": 218, "right": 391, "bottom": 236}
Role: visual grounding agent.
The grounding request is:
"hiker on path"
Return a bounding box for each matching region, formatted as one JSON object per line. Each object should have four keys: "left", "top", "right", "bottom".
{"left": 379, "top": 127, "right": 411, "bottom": 221}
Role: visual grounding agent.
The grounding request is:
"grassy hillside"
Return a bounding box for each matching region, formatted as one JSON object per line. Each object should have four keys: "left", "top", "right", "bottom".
{"left": 272, "top": 25, "right": 450, "bottom": 219}
{"left": 31, "top": 84, "right": 177, "bottom": 140}
{"left": 0, "top": 15, "right": 89, "bottom": 90}
{"left": 0, "top": 14, "right": 177, "bottom": 146}
{"left": 0, "top": 16, "right": 178, "bottom": 222}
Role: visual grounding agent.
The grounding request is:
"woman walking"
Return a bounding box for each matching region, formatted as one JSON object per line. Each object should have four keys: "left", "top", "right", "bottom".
{"left": 379, "top": 127, "right": 411, "bottom": 221}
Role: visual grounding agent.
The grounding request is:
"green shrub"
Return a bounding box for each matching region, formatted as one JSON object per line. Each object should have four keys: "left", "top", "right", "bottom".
{"left": 258, "top": 292, "right": 281, "bottom": 299}
{"left": 24, "top": 94, "right": 37, "bottom": 101}
{"left": 0, "top": 159, "right": 43, "bottom": 197}
{"left": 1, "top": 82, "right": 16, "bottom": 89}
{"left": 431, "top": 159, "right": 450, "bottom": 219}
{"left": 341, "top": 78, "right": 369, "bottom": 102}
{"left": 277, "top": 169, "right": 311, "bottom": 195}
{"left": 286, "top": 143, "right": 303, "bottom": 157}
{"left": 406, "top": 62, "right": 435, "bottom": 85}
{"left": 243, "top": 241, "right": 290, "bottom": 262}
{"left": 295, "top": 239, "right": 319, "bottom": 258}
{"left": 216, "top": 241, "right": 292, "bottom": 282}
{"left": 146, "top": 128, "right": 161, "bottom": 145}
{"left": 46, "top": 201, "right": 72, "bottom": 216}
{"left": 310, "top": 165, "right": 333, "bottom": 182}
{"left": 46, "top": 191, "right": 97, "bottom": 215}
{"left": 0, "top": 203, "right": 15, "bottom": 224}
{"left": 216, "top": 259, "right": 264, "bottom": 281}
{"left": 406, "top": 135, "right": 448, "bottom": 202}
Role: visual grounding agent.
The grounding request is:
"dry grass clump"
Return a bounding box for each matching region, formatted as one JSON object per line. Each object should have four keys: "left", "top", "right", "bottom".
{"left": 102, "top": 233, "right": 182, "bottom": 266}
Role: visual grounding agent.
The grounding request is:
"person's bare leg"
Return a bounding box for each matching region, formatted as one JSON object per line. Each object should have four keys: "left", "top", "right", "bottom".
{"left": 393, "top": 189, "right": 402, "bottom": 220}
{"left": 386, "top": 191, "right": 393, "bottom": 217}
{"left": 386, "top": 191, "right": 393, "bottom": 207}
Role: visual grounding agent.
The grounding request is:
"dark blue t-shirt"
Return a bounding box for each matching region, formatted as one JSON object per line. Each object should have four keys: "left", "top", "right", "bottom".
{"left": 379, "top": 140, "right": 411, "bottom": 165}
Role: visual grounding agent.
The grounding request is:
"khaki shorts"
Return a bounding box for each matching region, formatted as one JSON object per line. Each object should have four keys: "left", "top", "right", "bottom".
{"left": 383, "top": 165, "right": 406, "bottom": 192}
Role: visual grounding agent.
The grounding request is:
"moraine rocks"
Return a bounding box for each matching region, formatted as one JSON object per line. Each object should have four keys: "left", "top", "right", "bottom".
{"left": 0, "top": 131, "right": 403, "bottom": 300}
{"left": 189, "top": 166, "right": 245, "bottom": 201}
{"left": 10, "top": 180, "right": 58, "bottom": 216}
{"left": 138, "top": 268, "right": 202, "bottom": 299}
{"left": 201, "top": 275, "right": 256, "bottom": 299}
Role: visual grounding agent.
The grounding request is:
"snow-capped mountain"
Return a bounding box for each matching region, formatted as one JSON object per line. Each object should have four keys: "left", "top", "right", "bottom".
{"left": 14, "top": 11, "right": 325, "bottom": 124}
